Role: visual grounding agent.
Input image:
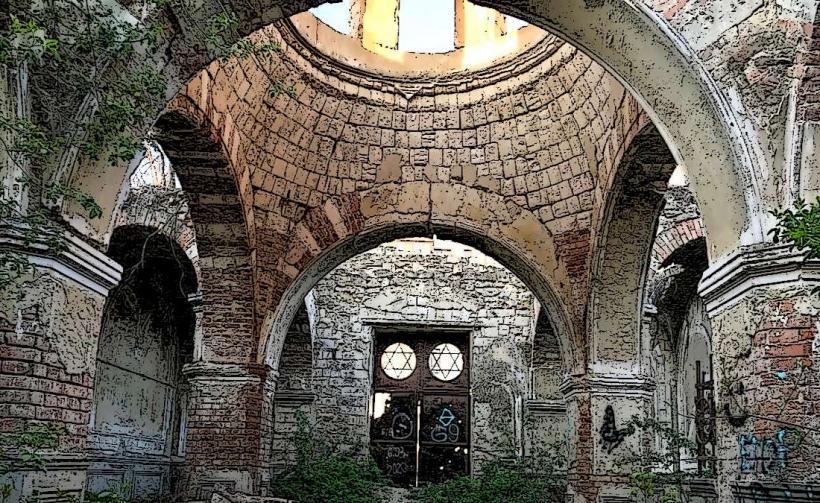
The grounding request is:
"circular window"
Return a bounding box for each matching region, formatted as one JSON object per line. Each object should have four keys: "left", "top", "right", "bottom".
{"left": 381, "top": 343, "right": 417, "bottom": 380}
{"left": 428, "top": 343, "right": 464, "bottom": 382}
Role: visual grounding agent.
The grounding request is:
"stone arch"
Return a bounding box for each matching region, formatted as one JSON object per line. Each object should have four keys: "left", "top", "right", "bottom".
{"left": 653, "top": 219, "right": 706, "bottom": 267}
{"left": 152, "top": 107, "right": 258, "bottom": 363}
{"left": 647, "top": 228, "right": 712, "bottom": 474}
{"left": 151, "top": 0, "right": 763, "bottom": 258}
{"left": 442, "top": 0, "right": 765, "bottom": 259}
{"left": 588, "top": 124, "right": 677, "bottom": 374}
{"left": 258, "top": 182, "right": 580, "bottom": 375}
{"left": 111, "top": 156, "right": 203, "bottom": 289}
{"left": 62, "top": 0, "right": 765, "bottom": 262}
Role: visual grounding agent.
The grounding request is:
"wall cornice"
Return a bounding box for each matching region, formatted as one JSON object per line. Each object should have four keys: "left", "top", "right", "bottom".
{"left": 0, "top": 222, "right": 121, "bottom": 296}
{"left": 274, "top": 389, "right": 316, "bottom": 405}
{"left": 559, "top": 374, "right": 655, "bottom": 400}
{"left": 699, "top": 243, "right": 820, "bottom": 315}
{"left": 182, "top": 361, "right": 273, "bottom": 382}
{"left": 525, "top": 399, "right": 567, "bottom": 415}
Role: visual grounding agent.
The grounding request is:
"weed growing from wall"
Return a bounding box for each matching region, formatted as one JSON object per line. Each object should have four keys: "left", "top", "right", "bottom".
{"left": 0, "top": 2, "right": 291, "bottom": 289}
{"left": 0, "top": 423, "right": 64, "bottom": 503}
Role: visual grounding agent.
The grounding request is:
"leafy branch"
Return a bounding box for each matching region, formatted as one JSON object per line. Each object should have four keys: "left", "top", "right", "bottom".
{"left": 0, "top": 0, "right": 291, "bottom": 290}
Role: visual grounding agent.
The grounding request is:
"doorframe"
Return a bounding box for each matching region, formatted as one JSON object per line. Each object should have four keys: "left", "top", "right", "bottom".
{"left": 364, "top": 320, "right": 481, "bottom": 483}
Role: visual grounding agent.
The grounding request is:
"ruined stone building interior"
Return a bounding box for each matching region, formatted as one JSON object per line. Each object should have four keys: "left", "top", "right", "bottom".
{"left": 2, "top": 0, "right": 820, "bottom": 502}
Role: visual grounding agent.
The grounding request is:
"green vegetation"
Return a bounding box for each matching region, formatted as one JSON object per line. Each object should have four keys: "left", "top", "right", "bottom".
{"left": 0, "top": 1, "right": 290, "bottom": 290}
{"left": 416, "top": 455, "right": 567, "bottom": 503}
{"left": 271, "top": 413, "right": 567, "bottom": 503}
{"left": 619, "top": 416, "right": 700, "bottom": 503}
{"left": 272, "top": 412, "right": 387, "bottom": 503}
{"left": 771, "top": 197, "right": 820, "bottom": 293}
{"left": 0, "top": 423, "right": 65, "bottom": 503}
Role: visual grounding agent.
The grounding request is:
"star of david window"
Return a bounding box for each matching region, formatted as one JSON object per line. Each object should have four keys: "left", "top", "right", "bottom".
{"left": 380, "top": 342, "right": 417, "bottom": 380}
{"left": 428, "top": 343, "right": 464, "bottom": 382}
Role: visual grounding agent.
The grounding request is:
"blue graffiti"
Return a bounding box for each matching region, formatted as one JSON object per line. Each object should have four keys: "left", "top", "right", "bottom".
{"left": 738, "top": 429, "right": 792, "bottom": 473}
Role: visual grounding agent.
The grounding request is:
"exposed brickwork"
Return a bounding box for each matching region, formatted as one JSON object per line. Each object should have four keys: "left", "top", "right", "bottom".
{"left": 652, "top": 218, "right": 706, "bottom": 266}
{"left": 163, "top": 23, "right": 653, "bottom": 373}
{"left": 0, "top": 330, "right": 93, "bottom": 450}
{"left": 156, "top": 110, "right": 257, "bottom": 364}
{"left": 797, "top": 12, "right": 820, "bottom": 122}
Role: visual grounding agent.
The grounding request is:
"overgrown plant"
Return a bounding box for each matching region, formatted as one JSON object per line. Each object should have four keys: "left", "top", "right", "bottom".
{"left": 771, "top": 197, "right": 820, "bottom": 292}
{"left": 0, "top": 423, "right": 65, "bottom": 503}
{"left": 0, "top": 1, "right": 290, "bottom": 290}
{"left": 271, "top": 412, "right": 388, "bottom": 503}
{"left": 619, "top": 416, "right": 700, "bottom": 503}
{"left": 416, "top": 447, "right": 567, "bottom": 503}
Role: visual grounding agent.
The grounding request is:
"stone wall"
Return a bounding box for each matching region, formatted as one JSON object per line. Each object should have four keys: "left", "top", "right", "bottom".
{"left": 272, "top": 237, "right": 565, "bottom": 478}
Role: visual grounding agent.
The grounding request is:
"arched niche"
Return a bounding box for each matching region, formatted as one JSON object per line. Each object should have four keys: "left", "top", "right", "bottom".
{"left": 588, "top": 124, "right": 677, "bottom": 374}
{"left": 88, "top": 225, "right": 198, "bottom": 499}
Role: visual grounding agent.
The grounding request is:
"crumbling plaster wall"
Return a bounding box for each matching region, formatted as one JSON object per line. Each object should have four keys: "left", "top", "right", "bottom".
{"left": 272, "top": 238, "right": 566, "bottom": 476}
{"left": 0, "top": 268, "right": 107, "bottom": 501}
{"left": 646, "top": 0, "right": 818, "bottom": 211}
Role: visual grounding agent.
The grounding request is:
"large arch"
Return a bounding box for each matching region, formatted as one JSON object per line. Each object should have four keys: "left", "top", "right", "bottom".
{"left": 61, "top": 0, "right": 763, "bottom": 262}
{"left": 152, "top": 107, "right": 258, "bottom": 363}
{"left": 258, "top": 182, "right": 581, "bottom": 375}
{"left": 588, "top": 124, "right": 677, "bottom": 374}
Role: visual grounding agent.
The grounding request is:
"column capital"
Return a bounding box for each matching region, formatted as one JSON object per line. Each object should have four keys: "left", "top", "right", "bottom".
{"left": 182, "top": 361, "right": 275, "bottom": 383}
{"left": 0, "top": 221, "right": 121, "bottom": 295}
{"left": 559, "top": 373, "right": 655, "bottom": 400}
{"left": 699, "top": 242, "right": 820, "bottom": 315}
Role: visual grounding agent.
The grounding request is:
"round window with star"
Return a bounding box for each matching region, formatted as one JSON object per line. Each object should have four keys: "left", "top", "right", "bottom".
{"left": 380, "top": 343, "right": 417, "bottom": 380}
{"left": 428, "top": 343, "right": 464, "bottom": 382}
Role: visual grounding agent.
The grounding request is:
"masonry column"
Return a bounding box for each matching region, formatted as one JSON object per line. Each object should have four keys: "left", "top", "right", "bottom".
{"left": 700, "top": 244, "right": 820, "bottom": 502}
{"left": 0, "top": 227, "right": 121, "bottom": 500}
{"left": 180, "top": 362, "right": 276, "bottom": 499}
{"left": 561, "top": 374, "right": 655, "bottom": 503}
{"left": 358, "top": 0, "right": 399, "bottom": 52}
{"left": 454, "top": 0, "right": 506, "bottom": 49}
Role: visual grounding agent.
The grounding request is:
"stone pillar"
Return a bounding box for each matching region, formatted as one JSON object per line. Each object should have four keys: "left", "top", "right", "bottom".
{"left": 180, "top": 361, "right": 275, "bottom": 500}
{"left": 700, "top": 244, "right": 820, "bottom": 501}
{"left": 454, "top": 0, "right": 506, "bottom": 49}
{"left": 561, "top": 374, "right": 655, "bottom": 503}
{"left": 0, "top": 224, "right": 121, "bottom": 501}
{"left": 349, "top": 0, "right": 366, "bottom": 41}
{"left": 359, "top": 0, "right": 399, "bottom": 52}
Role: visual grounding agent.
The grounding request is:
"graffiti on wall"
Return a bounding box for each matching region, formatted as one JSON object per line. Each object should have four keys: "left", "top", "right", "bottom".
{"left": 738, "top": 429, "right": 795, "bottom": 473}
{"left": 430, "top": 407, "right": 460, "bottom": 443}
{"left": 600, "top": 405, "right": 630, "bottom": 454}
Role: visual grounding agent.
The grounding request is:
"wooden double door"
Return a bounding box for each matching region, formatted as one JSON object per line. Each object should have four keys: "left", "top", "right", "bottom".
{"left": 370, "top": 332, "right": 470, "bottom": 486}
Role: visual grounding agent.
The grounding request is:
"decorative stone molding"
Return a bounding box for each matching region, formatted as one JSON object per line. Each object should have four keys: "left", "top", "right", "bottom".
{"left": 274, "top": 390, "right": 316, "bottom": 405}
{"left": 699, "top": 243, "right": 820, "bottom": 315}
{"left": 525, "top": 399, "right": 567, "bottom": 416}
{"left": 182, "top": 361, "right": 272, "bottom": 382}
{"left": 559, "top": 374, "right": 655, "bottom": 400}
{"left": 686, "top": 478, "right": 717, "bottom": 499}
{"left": 0, "top": 222, "right": 121, "bottom": 295}
{"left": 362, "top": 319, "right": 481, "bottom": 330}
{"left": 276, "top": 17, "right": 565, "bottom": 97}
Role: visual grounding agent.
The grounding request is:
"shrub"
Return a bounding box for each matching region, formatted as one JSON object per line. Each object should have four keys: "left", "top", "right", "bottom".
{"left": 417, "top": 455, "right": 567, "bottom": 503}
{"left": 271, "top": 413, "right": 387, "bottom": 503}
